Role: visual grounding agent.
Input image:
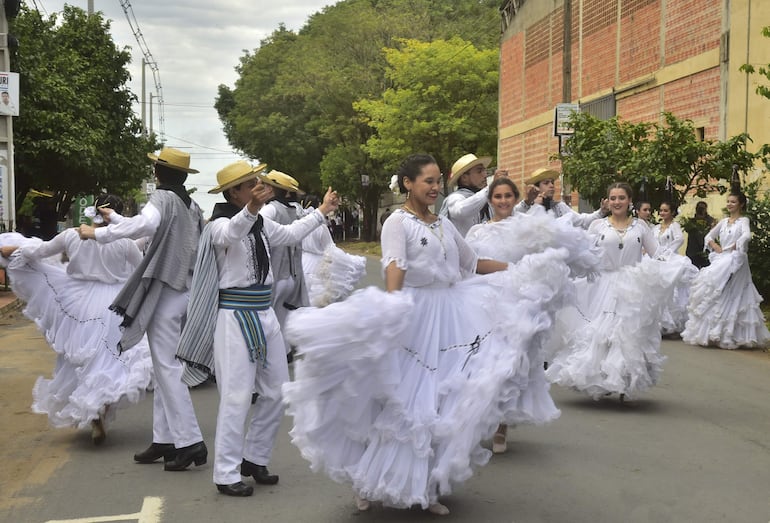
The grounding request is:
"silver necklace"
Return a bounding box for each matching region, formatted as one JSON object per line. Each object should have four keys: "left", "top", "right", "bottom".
{"left": 610, "top": 218, "right": 630, "bottom": 250}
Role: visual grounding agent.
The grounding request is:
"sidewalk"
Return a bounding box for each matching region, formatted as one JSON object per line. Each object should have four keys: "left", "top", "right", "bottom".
{"left": 0, "top": 289, "right": 22, "bottom": 320}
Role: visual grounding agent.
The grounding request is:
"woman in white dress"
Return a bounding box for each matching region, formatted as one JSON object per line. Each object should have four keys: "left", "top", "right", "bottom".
{"left": 681, "top": 191, "right": 770, "bottom": 349}
{"left": 282, "top": 154, "right": 573, "bottom": 515}
{"left": 298, "top": 197, "right": 366, "bottom": 308}
{"left": 546, "top": 183, "right": 688, "bottom": 401}
{"left": 652, "top": 201, "right": 697, "bottom": 336}
{"left": 465, "top": 178, "right": 600, "bottom": 453}
{"left": 0, "top": 195, "right": 153, "bottom": 444}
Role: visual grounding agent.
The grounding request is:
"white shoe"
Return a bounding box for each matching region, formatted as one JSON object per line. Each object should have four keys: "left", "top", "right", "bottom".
{"left": 492, "top": 431, "right": 507, "bottom": 454}
{"left": 428, "top": 502, "right": 450, "bottom": 516}
{"left": 355, "top": 495, "right": 370, "bottom": 511}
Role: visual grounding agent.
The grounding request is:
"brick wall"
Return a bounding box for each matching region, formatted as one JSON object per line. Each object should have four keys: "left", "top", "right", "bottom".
{"left": 663, "top": 68, "right": 721, "bottom": 138}
{"left": 499, "top": 0, "right": 723, "bottom": 175}
{"left": 499, "top": 35, "right": 525, "bottom": 128}
{"left": 664, "top": 0, "right": 721, "bottom": 65}
{"left": 618, "top": 1, "right": 661, "bottom": 83}
{"left": 617, "top": 87, "right": 661, "bottom": 124}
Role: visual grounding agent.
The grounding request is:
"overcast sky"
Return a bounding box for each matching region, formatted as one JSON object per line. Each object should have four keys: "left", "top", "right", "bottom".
{"left": 33, "top": 0, "right": 332, "bottom": 216}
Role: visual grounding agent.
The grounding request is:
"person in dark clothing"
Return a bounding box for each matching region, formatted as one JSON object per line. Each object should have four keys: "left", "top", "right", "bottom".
{"left": 684, "top": 201, "right": 715, "bottom": 269}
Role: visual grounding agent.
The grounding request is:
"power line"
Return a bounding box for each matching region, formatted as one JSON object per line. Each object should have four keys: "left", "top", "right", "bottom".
{"left": 26, "top": 0, "right": 48, "bottom": 16}
{"left": 163, "top": 133, "right": 242, "bottom": 155}
{"left": 117, "top": 0, "right": 165, "bottom": 138}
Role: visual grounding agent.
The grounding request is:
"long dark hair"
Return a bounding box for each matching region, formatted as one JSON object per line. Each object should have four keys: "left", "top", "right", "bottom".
{"left": 94, "top": 193, "right": 124, "bottom": 215}
{"left": 487, "top": 177, "right": 520, "bottom": 201}
{"left": 396, "top": 154, "right": 437, "bottom": 194}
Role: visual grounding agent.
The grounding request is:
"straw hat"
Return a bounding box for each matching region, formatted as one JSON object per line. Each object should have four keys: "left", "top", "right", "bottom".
{"left": 448, "top": 153, "right": 492, "bottom": 187}
{"left": 208, "top": 160, "right": 267, "bottom": 194}
{"left": 260, "top": 170, "right": 304, "bottom": 194}
{"left": 147, "top": 147, "right": 199, "bottom": 174}
{"left": 525, "top": 167, "right": 560, "bottom": 186}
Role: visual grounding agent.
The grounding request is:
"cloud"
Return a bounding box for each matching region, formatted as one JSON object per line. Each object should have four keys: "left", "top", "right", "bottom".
{"left": 35, "top": 0, "right": 331, "bottom": 217}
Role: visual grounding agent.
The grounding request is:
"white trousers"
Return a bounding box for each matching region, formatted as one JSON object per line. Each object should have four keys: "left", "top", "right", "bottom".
{"left": 146, "top": 285, "right": 202, "bottom": 447}
{"left": 272, "top": 277, "right": 294, "bottom": 354}
{"left": 212, "top": 306, "right": 289, "bottom": 485}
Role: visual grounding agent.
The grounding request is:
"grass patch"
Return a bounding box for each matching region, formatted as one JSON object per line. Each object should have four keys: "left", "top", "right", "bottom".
{"left": 338, "top": 240, "right": 381, "bottom": 258}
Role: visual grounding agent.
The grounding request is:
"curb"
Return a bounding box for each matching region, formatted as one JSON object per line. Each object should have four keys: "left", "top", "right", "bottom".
{"left": 0, "top": 297, "right": 23, "bottom": 321}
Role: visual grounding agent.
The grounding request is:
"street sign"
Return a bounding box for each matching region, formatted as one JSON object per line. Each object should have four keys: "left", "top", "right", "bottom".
{"left": 73, "top": 194, "right": 94, "bottom": 226}
{"left": 554, "top": 103, "right": 580, "bottom": 136}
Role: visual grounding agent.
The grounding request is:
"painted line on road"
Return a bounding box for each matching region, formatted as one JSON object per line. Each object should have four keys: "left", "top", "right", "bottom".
{"left": 44, "top": 496, "right": 163, "bottom": 523}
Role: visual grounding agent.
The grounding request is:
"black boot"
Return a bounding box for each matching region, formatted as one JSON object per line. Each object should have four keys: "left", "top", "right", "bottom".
{"left": 134, "top": 443, "right": 177, "bottom": 464}
{"left": 240, "top": 459, "right": 279, "bottom": 485}
{"left": 216, "top": 481, "right": 254, "bottom": 497}
{"left": 164, "top": 441, "right": 208, "bottom": 471}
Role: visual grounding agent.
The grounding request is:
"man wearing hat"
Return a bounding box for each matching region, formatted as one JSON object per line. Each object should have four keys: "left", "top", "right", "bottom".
{"left": 258, "top": 170, "right": 309, "bottom": 358}
{"left": 439, "top": 153, "right": 504, "bottom": 237}
{"left": 175, "top": 161, "right": 339, "bottom": 496}
{"left": 515, "top": 167, "right": 606, "bottom": 228}
{"left": 78, "top": 147, "right": 207, "bottom": 471}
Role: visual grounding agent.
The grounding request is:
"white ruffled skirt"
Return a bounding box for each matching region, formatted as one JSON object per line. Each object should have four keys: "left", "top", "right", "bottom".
{"left": 303, "top": 245, "right": 366, "bottom": 308}
{"left": 7, "top": 253, "right": 153, "bottom": 429}
{"left": 658, "top": 253, "right": 698, "bottom": 335}
{"left": 681, "top": 250, "right": 770, "bottom": 349}
{"left": 283, "top": 248, "right": 573, "bottom": 509}
{"left": 546, "top": 255, "right": 691, "bottom": 399}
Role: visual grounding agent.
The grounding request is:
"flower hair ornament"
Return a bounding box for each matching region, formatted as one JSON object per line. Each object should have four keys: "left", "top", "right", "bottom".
{"left": 389, "top": 174, "right": 400, "bottom": 195}
{"left": 83, "top": 206, "right": 104, "bottom": 225}
{"left": 84, "top": 202, "right": 113, "bottom": 225}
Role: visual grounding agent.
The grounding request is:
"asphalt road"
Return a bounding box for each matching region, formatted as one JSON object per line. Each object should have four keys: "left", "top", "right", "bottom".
{"left": 2, "top": 256, "right": 770, "bottom": 523}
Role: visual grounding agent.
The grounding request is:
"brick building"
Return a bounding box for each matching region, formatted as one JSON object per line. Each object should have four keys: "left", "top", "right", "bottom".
{"left": 498, "top": 0, "right": 770, "bottom": 204}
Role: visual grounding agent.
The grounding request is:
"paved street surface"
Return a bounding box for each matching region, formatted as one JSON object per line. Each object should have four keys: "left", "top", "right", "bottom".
{"left": 2, "top": 256, "right": 770, "bottom": 522}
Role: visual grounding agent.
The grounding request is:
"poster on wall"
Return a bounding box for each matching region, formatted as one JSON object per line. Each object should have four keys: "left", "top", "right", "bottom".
{"left": 0, "top": 72, "right": 20, "bottom": 117}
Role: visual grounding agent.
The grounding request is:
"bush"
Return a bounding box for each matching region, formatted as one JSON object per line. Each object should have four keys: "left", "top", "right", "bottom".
{"left": 743, "top": 180, "right": 770, "bottom": 299}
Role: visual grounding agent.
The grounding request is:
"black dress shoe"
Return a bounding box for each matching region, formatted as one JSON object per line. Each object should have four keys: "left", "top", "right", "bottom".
{"left": 240, "top": 459, "right": 279, "bottom": 485}
{"left": 216, "top": 481, "right": 254, "bottom": 497}
{"left": 164, "top": 441, "right": 208, "bottom": 471}
{"left": 134, "top": 443, "right": 177, "bottom": 464}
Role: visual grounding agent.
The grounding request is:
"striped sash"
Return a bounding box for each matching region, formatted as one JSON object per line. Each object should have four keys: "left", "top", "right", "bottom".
{"left": 219, "top": 285, "right": 273, "bottom": 366}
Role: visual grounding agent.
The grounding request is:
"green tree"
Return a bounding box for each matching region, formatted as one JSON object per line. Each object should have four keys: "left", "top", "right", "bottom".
{"left": 356, "top": 37, "right": 499, "bottom": 178}
{"left": 215, "top": 0, "right": 501, "bottom": 240}
{"left": 560, "top": 112, "right": 768, "bottom": 209}
{"left": 740, "top": 180, "right": 770, "bottom": 298}
{"left": 10, "top": 6, "right": 157, "bottom": 221}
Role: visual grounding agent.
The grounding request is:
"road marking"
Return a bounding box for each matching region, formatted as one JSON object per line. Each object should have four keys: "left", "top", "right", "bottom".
{"left": 45, "top": 496, "right": 163, "bottom": 523}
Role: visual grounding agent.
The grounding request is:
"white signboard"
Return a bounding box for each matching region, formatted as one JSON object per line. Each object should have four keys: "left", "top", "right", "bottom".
{"left": 553, "top": 103, "right": 579, "bottom": 136}
{"left": 0, "top": 72, "right": 19, "bottom": 117}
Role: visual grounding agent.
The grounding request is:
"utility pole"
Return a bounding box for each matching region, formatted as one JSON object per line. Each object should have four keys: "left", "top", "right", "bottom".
{"left": 0, "top": 0, "right": 19, "bottom": 232}
{"left": 149, "top": 93, "right": 153, "bottom": 135}
{"left": 88, "top": 0, "right": 94, "bottom": 15}
{"left": 141, "top": 58, "right": 146, "bottom": 132}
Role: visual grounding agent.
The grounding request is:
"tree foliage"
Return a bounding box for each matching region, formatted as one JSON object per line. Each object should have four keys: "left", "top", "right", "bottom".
{"left": 739, "top": 25, "right": 770, "bottom": 100}
{"left": 560, "top": 112, "right": 768, "bottom": 210}
{"left": 215, "top": 0, "right": 501, "bottom": 239}
{"left": 741, "top": 180, "right": 770, "bottom": 298}
{"left": 356, "top": 37, "right": 499, "bottom": 177}
{"left": 10, "top": 6, "right": 158, "bottom": 219}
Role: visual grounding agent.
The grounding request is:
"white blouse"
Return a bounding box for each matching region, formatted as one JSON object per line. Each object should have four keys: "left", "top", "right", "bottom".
{"left": 704, "top": 217, "right": 751, "bottom": 254}
{"left": 381, "top": 209, "right": 478, "bottom": 288}
{"left": 653, "top": 221, "right": 684, "bottom": 258}
{"left": 20, "top": 228, "right": 142, "bottom": 283}
{"left": 588, "top": 217, "right": 658, "bottom": 271}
